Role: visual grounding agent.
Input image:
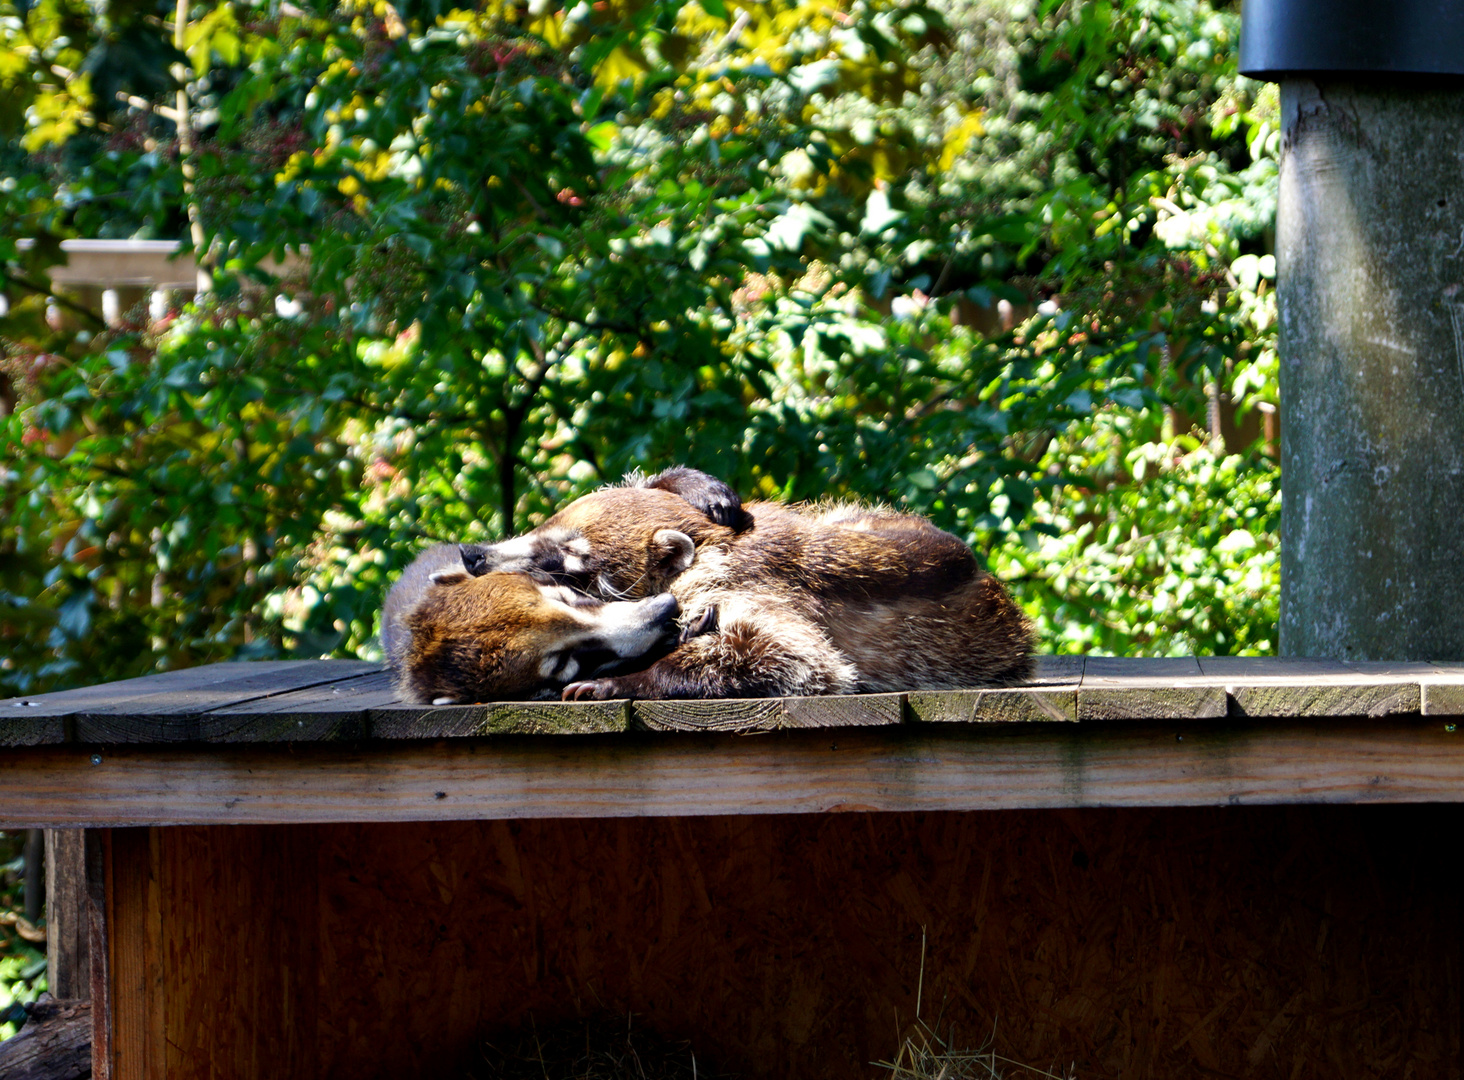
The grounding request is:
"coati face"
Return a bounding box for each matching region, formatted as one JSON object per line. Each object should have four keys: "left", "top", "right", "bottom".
{"left": 398, "top": 568, "right": 680, "bottom": 704}
{"left": 458, "top": 488, "right": 714, "bottom": 600}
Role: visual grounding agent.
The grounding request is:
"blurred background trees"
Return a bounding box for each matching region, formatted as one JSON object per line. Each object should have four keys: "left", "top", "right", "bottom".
{"left": 0, "top": 0, "right": 1280, "bottom": 696}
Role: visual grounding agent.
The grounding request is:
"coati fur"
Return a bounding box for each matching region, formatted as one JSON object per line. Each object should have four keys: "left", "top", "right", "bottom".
{"left": 381, "top": 467, "right": 739, "bottom": 703}
{"left": 432, "top": 471, "right": 1034, "bottom": 701}
{"left": 383, "top": 556, "right": 687, "bottom": 705}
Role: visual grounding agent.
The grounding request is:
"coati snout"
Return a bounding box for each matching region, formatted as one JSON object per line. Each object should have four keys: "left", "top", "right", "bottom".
{"left": 394, "top": 569, "right": 681, "bottom": 704}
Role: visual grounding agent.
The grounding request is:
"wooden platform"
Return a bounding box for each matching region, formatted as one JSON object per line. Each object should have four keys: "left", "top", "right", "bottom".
{"left": 2, "top": 657, "right": 1463, "bottom": 828}
{"left": 4, "top": 658, "right": 1461, "bottom": 1080}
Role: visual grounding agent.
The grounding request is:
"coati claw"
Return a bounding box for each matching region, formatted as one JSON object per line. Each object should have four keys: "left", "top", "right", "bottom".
{"left": 679, "top": 605, "right": 719, "bottom": 644}
{"left": 562, "top": 679, "right": 622, "bottom": 701}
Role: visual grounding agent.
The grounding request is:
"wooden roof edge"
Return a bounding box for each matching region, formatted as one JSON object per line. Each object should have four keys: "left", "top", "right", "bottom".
{"left": 2, "top": 657, "right": 1463, "bottom": 747}
{"left": 2, "top": 718, "right": 1462, "bottom": 828}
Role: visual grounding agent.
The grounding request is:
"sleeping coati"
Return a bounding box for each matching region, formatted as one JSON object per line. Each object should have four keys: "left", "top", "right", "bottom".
{"left": 380, "top": 467, "right": 738, "bottom": 703}
{"left": 389, "top": 468, "right": 1033, "bottom": 703}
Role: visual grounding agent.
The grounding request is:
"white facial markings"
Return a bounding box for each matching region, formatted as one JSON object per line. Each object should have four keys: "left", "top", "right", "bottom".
{"left": 432, "top": 696, "right": 458, "bottom": 705}
{"left": 564, "top": 555, "right": 586, "bottom": 574}
{"left": 538, "top": 655, "right": 561, "bottom": 679}
{"left": 487, "top": 534, "right": 538, "bottom": 561}
{"left": 566, "top": 537, "right": 592, "bottom": 556}
{"left": 561, "top": 657, "right": 579, "bottom": 680}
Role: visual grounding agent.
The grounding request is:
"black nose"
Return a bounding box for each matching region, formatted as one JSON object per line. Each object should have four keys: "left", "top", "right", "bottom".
{"left": 648, "top": 593, "right": 679, "bottom": 623}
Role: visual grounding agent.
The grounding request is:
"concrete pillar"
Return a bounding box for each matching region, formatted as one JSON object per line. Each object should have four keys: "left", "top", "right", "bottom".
{"left": 1278, "top": 80, "right": 1464, "bottom": 660}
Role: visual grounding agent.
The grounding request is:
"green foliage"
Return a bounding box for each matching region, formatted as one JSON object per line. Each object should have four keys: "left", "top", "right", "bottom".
{"left": 1, "top": 0, "right": 1281, "bottom": 693}
{"left": 0, "top": 832, "right": 46, "bottom": 1040}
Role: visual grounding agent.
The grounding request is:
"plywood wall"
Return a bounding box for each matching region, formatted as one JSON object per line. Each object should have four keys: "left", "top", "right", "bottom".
{"left": 111, "top": 806, "right": 1462, "bottom": 1079}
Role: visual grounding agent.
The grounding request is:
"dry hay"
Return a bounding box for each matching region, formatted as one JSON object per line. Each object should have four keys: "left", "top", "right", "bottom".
{"left": 469, "top": 1016, "right": 719, "bottom": 1080}
{"left": 876, "top": 1020, "right": 1075, "bottom": 1080}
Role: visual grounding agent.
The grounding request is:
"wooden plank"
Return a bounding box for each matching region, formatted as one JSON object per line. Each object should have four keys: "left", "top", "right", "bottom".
{"left": 1192, "top": 655, "right": 1424, "bottom": 718}
{"left": 1077, "top": 655, "right": 1225, "bottom": 720}
{"left": 1228, "top": 681, "right": 1420, "bottom": 718}
{"left": 1028, "top": 655, "right": 1086, "bottom": 685}
{"left": 778, "top": 693, "right": 904, "bottom": 729}
{"left": 908, "top": 687, "right": 1077, "bottom": 724}
{"left": 633, "top": 698, "right": 784, "bottom": 732}
{"left": 72, "top": 662, "right": 380, "bottom": 743}
{"left": 86, "top": 830, "right": 111, "bottom": 1080}
{"left": 192, "top": 669, "right": 394, "bottom": 742}
{"left": 1081, "top": 656, "right": 1203, "bottom": 683}
{"left": 1194, "top": 656, "right": 1353, "bottom": 678}
{"left": 635, "top": 694, "right": 904, "bottom": 732}
{"left": 108, "top": 829, "right": 151, "bottom": 1080}
{"left": 1422, "top": 682, "right": 1464, "bottom": 717}
{"left": 370, "top": 699, "right": 631, "bottom": 737}
{"left": 0, "top": 709, "right": 66, "bottom": 747}
{"left": 905, "top": 655, "right": 1085, "bottom": 723}
{"left": 44, "top": 829, "right": 89, "bottom": 1001}
{"left": 1078, "top": 685, "right": 1227, "bottom": 720}
{"left": 4, "top": 721, "right": 1464, "bottom": 826}
{"left": 0, "top": 662, "right": 308, "bottom": 719}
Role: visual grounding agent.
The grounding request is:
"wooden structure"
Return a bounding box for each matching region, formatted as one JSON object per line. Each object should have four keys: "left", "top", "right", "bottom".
{"left": 2, "top": 656, "right": 1462, "bottom": 1079}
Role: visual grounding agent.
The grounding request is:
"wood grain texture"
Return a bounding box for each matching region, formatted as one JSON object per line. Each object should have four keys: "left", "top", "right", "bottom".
{"left": 1079, "top": 686, "right": 1228, "bottom": 721}
{"left": 908, "top": 687, "right": 1077, "bottom": 724}
{"left": 1076, "top": 657, "right": 1227, "bottom": 721}
{"left": 780, "top": 692, "right": 904, "bottom": 728}
{"left": 86, "top": 830, "right": 111, "bottom": 1080}
{"left": 44, "top": 829, "right": 88, "bottom": 1001}
{"left": 5, "top": 721, "right": 1464, "bottom": 827}
{"left": 0, "top": 996, "right": 92, "bottom": 1080}
{"left": 10, "top": 657, "right": 1464, "bottom": 748}
{"left": 1423, "top": 682, "right": 1464, "bottom": 717}
{"left": 1029, "top": 655, "right": 1086, "bottom": 685}
{"left": 0, "top": 662, "right": 309, "bottom": 719}
{"left": 1228, "top": 682, "right": 1420, "bottom": 718}
{"left": 633, "top": 697, "right": 785, "bottom": 732}
{"left": 72, "top": 661, "right": 380, "bottom": 744}
{"left": 158, "top": 825, "right": 320, "bottom": 1078}
{"left": 1082, "top": 656, "right": 1203, "bottom": 682}
{"left": 108, "top": 828, "right": 155, "bottom": 1080}
{"left": 371, "top": 698, "right": 631, "bottom": 737}
{"left": 138, "top": 809, "right": 1463, "bottom": 1080}
{"left": 0, "top": 709, "right": 66, "bottom": 748}
{"left": 190, "top": 669, "right": 394, "bottom": 742}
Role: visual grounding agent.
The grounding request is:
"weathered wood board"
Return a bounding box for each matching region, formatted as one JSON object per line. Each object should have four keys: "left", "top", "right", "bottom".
{"left": 96, "top": 807, "right": 1463, "bottom": 1080}
{"left": 5, "top": 656, "right": 1464, "bottom": 750}
{"left": 4, "top": 718, "right": 1464, "bottom": 828}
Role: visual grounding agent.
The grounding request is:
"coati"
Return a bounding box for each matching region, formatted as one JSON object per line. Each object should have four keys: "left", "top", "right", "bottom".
{"left": 396, "top": 468, "right": 1033, "bottom": 702}
{"left": 381, "top": 467, "right": 741, "bottom": 703}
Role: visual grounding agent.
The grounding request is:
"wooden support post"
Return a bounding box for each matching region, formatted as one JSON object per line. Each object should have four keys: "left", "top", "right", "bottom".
{"left": 44, "top": 829, "right": 88, "bottom": 1001}
{"left": 86, "top": 829, "right": 112, "bottom": 1080}
{"left": 1277, "top": 79, "right": 1464, "bottom": 660}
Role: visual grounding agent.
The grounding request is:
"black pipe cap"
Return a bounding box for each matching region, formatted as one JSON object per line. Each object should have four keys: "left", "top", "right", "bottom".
{"left": 1240, "top": 0, "right": 1464, "bottom": 80}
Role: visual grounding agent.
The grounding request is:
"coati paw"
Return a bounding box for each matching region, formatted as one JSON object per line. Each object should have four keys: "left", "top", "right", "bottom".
{"left": 678, "top": 606, "right": 719, "bottom": 644}
{"left": 561, "top": 678, "right": 628, "bottom": 701}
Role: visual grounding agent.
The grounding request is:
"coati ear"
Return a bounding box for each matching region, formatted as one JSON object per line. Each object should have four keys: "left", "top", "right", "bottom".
{"left": 458, "top": 543, "right": 492, "bottom": 576}
{"left": 429, "top": 569, "right": 471, "bottom": 587}
{"left": 653, "top": 529, "right": 696, "bottom": 572}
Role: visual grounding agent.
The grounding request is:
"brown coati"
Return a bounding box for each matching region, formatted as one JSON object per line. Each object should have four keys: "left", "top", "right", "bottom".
{"left": 387, "top": 566, "right": 686, "bottom": 705}
{"left": 430, "top": 472, "right": 1034, "bottom": 701}
{"left": 381, "top": 467, "right": 740, "bottom": 703}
